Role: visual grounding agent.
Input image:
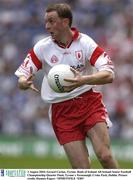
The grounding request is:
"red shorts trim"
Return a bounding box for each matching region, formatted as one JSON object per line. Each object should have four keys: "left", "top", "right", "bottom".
{"left": 51, "top": 90, "right": 109, "bottom": 145}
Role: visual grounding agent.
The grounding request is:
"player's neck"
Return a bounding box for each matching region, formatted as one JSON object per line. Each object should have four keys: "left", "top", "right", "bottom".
{"left": 58, "top": 29, "right": 73, "bottom": 47}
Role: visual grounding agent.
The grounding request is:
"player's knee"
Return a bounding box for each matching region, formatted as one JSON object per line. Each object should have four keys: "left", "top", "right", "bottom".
{"left": 98, "top": 151, "right": 112, "bottom": 164}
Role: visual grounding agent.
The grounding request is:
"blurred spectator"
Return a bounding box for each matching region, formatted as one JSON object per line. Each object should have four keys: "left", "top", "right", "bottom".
{"left": 34, "top": 105, "right": 55, "bottom": 138}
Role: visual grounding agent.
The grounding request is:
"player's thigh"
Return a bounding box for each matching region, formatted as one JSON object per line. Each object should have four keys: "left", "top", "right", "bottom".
{"left": 87, "top": 122, "right": 111, "bottom": 155}
{"left": 63, "top": 140, "right": 90, "bottom": 168}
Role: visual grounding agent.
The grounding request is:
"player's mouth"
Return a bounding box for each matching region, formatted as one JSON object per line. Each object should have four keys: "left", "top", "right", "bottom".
{"left": 50, "top": 32, "right": 55, "bottom": 38}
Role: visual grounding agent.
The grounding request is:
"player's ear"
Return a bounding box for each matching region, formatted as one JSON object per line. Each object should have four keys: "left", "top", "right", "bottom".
{"left": 63, "top": 18, "right": 69, "bottom": 27}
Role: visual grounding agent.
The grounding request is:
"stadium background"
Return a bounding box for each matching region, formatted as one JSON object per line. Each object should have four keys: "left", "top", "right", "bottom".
{"left": 0, "top": 0, "right": 133, "bottom": 168}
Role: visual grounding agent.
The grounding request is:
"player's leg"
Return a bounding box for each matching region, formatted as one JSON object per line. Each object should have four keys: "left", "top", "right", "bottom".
{"left": 63, "top": 140, "right": 91, "bottom": 169}
{"left": 87, "top": 122, "right": 119, "bottom": 168}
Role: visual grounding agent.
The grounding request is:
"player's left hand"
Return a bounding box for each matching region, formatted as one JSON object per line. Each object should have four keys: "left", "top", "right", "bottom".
{"left": 63, "top": 68, "right": 86, "bottom": 92}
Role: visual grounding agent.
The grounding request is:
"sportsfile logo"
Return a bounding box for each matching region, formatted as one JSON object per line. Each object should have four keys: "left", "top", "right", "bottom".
{"left": 5, "top": 169, "right": 26, "bottom": 177}
{"left": 0, "top": 169, "right": 4, "bottom": 176}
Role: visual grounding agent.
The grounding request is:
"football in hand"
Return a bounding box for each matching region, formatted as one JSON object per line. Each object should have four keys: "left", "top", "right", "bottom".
{"left": 47, "top": 64, "right": 74, "bottom": 93}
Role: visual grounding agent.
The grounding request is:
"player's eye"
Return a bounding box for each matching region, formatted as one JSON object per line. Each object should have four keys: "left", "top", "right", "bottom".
{"left": 49, "top": 19, "right": 55, "bottom": 24}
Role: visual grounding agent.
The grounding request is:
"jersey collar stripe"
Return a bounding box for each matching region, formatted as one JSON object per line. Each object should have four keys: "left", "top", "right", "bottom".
{"left": 29, "top": 49, "right": 42, "bottom": 70}
{"left": 66, "top": 27, "right": 80, "bottom": 48}
{"left": 90, "top": 46, "right": 104, "bottom": 66}
{"left": 71, "top": 27, "right": 80, "bottom": 40}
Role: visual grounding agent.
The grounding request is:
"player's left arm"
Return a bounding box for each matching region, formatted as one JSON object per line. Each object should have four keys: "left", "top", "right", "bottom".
{"left": 83, "top": 51, "right": 115, "bottom": 85}
{"left": 64, "top": 51, "right": 115, "bottom": 90}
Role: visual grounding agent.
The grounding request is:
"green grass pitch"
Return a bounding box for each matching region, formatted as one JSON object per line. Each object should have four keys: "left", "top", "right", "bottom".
{"left": 0, "top": 156, "right": 133, "bottom": 169}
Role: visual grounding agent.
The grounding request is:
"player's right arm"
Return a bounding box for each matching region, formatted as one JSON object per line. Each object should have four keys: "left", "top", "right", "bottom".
{"left": 15, "top": 48, "right": 42, "bottom": 92}
{"left": 18, "top": 67, "right": 39, "bottom": 92}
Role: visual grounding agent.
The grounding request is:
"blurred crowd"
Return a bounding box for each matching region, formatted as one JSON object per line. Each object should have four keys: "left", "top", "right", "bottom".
{"left": 0, "top": 0, "right": 133, "bottom": 140}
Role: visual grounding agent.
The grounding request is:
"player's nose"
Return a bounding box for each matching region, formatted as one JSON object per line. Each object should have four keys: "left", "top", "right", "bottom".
{"left": 45, "top": 22, "right": 51, "bottom": 31}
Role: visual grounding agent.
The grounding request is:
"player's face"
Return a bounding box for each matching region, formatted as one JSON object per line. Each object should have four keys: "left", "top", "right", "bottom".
{"left": 45, "top": 11, "right": 67, "bottom": 41}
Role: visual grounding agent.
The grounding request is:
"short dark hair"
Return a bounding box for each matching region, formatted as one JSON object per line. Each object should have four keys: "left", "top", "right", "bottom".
{"left": 46, "top": 3, "right": 73, "bottom": 27}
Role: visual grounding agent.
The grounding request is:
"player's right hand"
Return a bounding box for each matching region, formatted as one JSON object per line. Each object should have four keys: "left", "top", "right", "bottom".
{"left": 18, "top": 67, "right": 39, "bottom": 93}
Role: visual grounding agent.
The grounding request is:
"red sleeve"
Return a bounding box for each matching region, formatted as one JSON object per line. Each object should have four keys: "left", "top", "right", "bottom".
{"left": 29, "top": 49, "right": 42, "bottom": 70}
{"left": 90, "top": 46, "right": 104, "bottom": 66}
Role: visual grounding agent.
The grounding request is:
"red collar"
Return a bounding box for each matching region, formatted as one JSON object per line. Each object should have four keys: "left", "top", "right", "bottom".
{"left": 53, "top": 27, "right": 80, "bottom": 49}
{"left": 71, "top": 27, "right": 80, "bottom": 41}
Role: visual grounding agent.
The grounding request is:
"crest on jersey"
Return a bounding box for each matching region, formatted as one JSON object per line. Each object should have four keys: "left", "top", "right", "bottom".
{"left": 75, "top": 50, "right": 83, "bottom": 61}
{"left": 51, "top": 55, "right": 59, "bottom": 63}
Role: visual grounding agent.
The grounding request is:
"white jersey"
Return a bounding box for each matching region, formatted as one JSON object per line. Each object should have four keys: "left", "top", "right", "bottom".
{"left": 15, "top": 28, "right": 114, "bottom": 103}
